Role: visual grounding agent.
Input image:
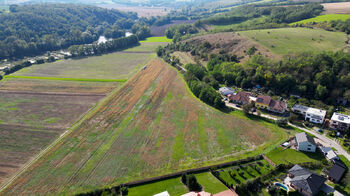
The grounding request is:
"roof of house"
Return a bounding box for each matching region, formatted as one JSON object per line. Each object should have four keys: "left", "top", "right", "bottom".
{"left": 154, "top": 191, "right": 170, "bottom": 196}
{"left": 292, "top": 105, "right": 326, "bottom": 118}
{"left": 219, "top": 87, "right": 235, "bottom": 96}
{"left": 256, "top": 95, "right": 271, "bottom": 105}
{"left": 181, "top": 191, "right": 212, "bottom": 196}
{"left": 292, "top": 104, "right": 309, "bottom": 113}
{"left": 326, "top": 150, "right": 338, "bottom": 160}
{"left": 328, "top": 162, "right": 346, "bottom": 182}
{"left": 229, "top": 91, "right": 251, "bottom": 104}
{"left": 331, "top": 113, "right": 350, "bottom": 124}
{"left": 320, "top": 147, "right": 332, "bottom": 154}
{"left": 289, "top": 165, "right": 326, "bottom": 195}
{"left": 269, "top": 99, "right": 287, "bottom": 112}
{"left": 306, "top": 107, "right": 327, "bottom": 118}
{"left": 295, "top": 132, "right": 316, "bottom": 146}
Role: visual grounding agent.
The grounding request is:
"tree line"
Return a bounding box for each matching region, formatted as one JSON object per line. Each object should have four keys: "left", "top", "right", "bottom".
{"left": 160, "top": 36, "right": 350, "bottom": 107}
{"left": 165, "top": 3, "right": 324, "bottom": 40}
{"left": 68, "top": 35, "right": 139, "bottom": 57}
{"left": 0, "top": 4, "right": 138, "bottom": 60}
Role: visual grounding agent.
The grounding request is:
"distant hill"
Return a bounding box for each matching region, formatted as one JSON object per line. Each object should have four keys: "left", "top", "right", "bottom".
{"left": 0, "top": 3, "right": 137, "bottom": 59}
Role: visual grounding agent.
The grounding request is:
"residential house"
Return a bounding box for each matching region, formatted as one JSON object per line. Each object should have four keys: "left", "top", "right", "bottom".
{"left": 229, "top": 91, "right": 251, "bottom": 105}
{"left": 320, "top": 147, "right": 339, "bottom": 161}
{"left": 219, "top": 87, "right": 235, "bottom": 96}
{"left": 327, "top": 160, "right": 346, "bottom": 183}
{"left": 295, "top": 132, "right": 316, "bottom": 152}
{"left": 255, "top": 95, "right": 287, "bottom": 114}
{"left": 330, "top": 113, "right": 350, "bottom": 131}
{"left": 288, "top": 165, "right": 326, "bottom": 196}
{"left": 292, "top": 105, "right": 326, "bottom": 124}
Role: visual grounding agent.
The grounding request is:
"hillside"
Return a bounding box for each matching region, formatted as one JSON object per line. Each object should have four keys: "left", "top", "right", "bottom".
{"left": 2, "top": 59, "right": 291, "bottom": 195}
{"left": 0, "top": 4, "right": 137, "bottom": 59}
{"left": 290, "top": 14, "right": 350, "bottom": 25}
{"left": 240, "top": 28, "right": 348, "bottom": 55}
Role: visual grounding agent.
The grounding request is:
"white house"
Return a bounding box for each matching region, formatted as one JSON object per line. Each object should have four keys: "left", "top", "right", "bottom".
{"left": 292, "top": 105, "right": 326, "bottom": 124}
{"left": 295, "top": 132, "right": 316, "bottom": 152}
{"left": 330, "top": 113, "right": 350, "bottom": 131}
{"left": 320, "top": 147, "right": 339, "bottom": 161}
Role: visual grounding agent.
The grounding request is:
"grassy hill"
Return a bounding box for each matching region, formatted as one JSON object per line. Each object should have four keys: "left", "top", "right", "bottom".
{"left": 2, "top": 59, "right": 293, "bottom": 195}
{"left": 240, "top": 28, "right": 347, "bottom": 55}
{"left": 290, "top": 14, "right": 350, "bottom": 25}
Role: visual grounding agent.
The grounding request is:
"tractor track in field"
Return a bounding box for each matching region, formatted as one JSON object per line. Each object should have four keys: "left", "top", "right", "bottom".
{"left": 0, "top": 90, "right": 107, "bottom": 97}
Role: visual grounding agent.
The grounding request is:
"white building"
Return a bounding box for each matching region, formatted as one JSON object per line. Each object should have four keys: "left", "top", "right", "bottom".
{"left": 330, "top": 113, "right": 350, "bottom": 131}
{"left": 320, "top": 147, "right": 339, "bottom": 161}
{"left": 292, "top": 104, "right": 326, "bottom": 124}
{"left": 295, "top": 132, "right": 316, "bottom": 152}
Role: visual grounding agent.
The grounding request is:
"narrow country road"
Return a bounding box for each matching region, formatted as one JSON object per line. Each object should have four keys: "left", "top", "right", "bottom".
{"left": 225, "top": 101, "right": 350, "bottom": 161}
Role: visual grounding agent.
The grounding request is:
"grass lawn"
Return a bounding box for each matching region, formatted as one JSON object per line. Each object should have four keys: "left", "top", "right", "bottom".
{"left": 266, "top": 147, "right": 325, "bottom": 165}
{"left": 338, "top": 155, "right": 350, "bottom": 194}
{"left": 240, "top": 28, "right": 347, "bottom": 55}
{"left": 12, "top": 52, "right": 155, "bottom": 80}
{"left": 127, "top": 177, "right": 187, "bottom": 196}
{"left": 140, "top": 36, "right": 172, "bottom": 43}
{"left": 216, "top": 159, "right": 273, "bottom": 187}
{"left": 290, "top": 14, "right": 350, "bottom": 25}
{"left": 196, "top": 172, "right": 227, "bottom": 194}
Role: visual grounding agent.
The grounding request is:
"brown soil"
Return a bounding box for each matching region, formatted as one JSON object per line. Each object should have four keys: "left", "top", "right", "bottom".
{"left": 322, "top": 2, "right": 350, "bottom": 14}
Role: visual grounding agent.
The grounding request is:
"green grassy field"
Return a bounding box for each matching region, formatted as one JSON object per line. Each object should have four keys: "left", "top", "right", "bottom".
{"left": 2, "top": 59, "right": 294, "bottom": 195}
{"left": 216, "top": 159, "right": 272, "bottom": 187}
{"left": 195, "top": 172, "right": 227, "bottom": 194}
{"left": 128, "top": 177, "right": 187, "bottom": 196}
{"left": 12, "top": 52, "right": 154, "bottom": 80}
{"left": 240, "top": 28, "right": 347, "bottom": 55}
{"left": 290, "top": 14, "right": 350, "bottom": 25}
{"left": 125, "top": 42, "right": 168, "bottom": 52}
{"left": 140, "top": 36, "right": 172, "bottom": 43}
{"left": 266, "top": 147, "right": 325, "bottom": 165}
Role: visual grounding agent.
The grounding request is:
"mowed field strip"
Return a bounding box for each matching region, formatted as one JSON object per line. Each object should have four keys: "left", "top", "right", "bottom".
{"left": 2, "top": 58, "right": 292, "bottom": 195}
{"left": 0, "top": 44, "right": 157, "bottom": 190}
{"left": 240, "top": 28, "right": 348, "bottom": 55}
{"left": 290, "top": 14, "right": 350, "bottom": 25}
{"left": 12, "top": 51, "right": 155, "bottom": 80}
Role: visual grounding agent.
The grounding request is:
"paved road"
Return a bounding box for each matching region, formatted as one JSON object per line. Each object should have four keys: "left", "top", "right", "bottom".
{"left": 225, "top": 101, "right": 350, "bottom": 161}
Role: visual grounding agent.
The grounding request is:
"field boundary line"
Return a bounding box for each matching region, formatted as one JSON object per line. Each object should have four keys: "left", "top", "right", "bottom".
{"left": 0, "top": 57, "right": 157, "bottom": 194}
{"left": 4, "top": 75, "right": 127, "bottom": 82}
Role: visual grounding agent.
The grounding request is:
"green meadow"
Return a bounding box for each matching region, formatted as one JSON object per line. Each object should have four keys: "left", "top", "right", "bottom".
{"left": 240, "top": 28, "right": 347, "bottom": 55}
{"left": 290, "top": 14, "right": 350, "bottom": 25}
{"left": 140, "top": 36, "right": 172, "bottom": 43}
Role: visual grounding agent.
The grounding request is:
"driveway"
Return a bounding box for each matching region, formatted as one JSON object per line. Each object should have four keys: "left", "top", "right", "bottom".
{"left": 225, "top": 101, "right": 350, "bottom": 161}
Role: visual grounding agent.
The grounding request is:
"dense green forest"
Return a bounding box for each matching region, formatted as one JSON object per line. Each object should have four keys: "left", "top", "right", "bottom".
{"left": 0, "top": 4, "right": 138, "bottom": 59}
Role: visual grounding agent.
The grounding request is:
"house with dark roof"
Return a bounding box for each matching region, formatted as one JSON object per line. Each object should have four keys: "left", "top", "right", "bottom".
{"left": 229, "top": 91, "right": 251, "bottom": 105}
{"left": 255, "top": 95, "right": 287, "bottom": 114}
{"left": 288, "top": 165, "right": 326, "bottom": 196}
{"left": 327, "top": 160, "right": 347, "bottom": 183}
{"left": 295, "top": 132, "right": 316, "bottom": 152}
